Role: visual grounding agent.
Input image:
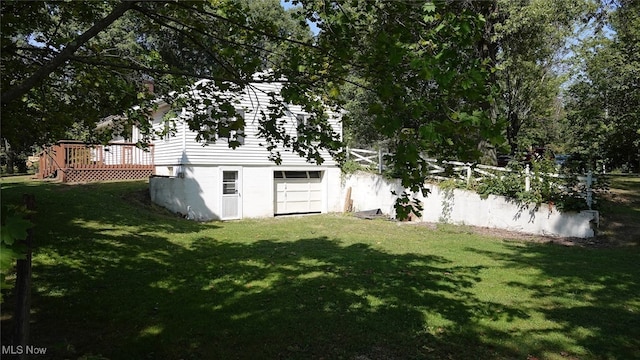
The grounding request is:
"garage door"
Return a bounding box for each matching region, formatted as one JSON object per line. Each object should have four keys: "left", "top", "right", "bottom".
{"left": 274, "top": 171, "right": 323, "bottom": 215}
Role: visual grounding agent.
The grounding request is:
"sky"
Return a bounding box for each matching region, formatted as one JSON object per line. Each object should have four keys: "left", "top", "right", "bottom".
{"left": 281, "top": 0, "right": 321, "bottom": 35}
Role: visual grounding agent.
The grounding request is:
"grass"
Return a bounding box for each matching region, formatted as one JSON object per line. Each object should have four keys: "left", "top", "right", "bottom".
{"left": 1, "top": 176, "right": 639, "bottom": 360}
{"left": 597, "top": 175, "right": 640, "bottom": 245}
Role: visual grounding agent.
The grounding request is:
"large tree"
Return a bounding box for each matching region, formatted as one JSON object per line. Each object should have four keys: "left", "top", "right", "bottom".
{"left": 1, "top": 0, "right": 501, "bottom": 215}
{"left": 492, "top": 0, "right": 599, "bottom": 155}
{"left": 338, "top": 0, "right": 599, "bottom": 163}
{"left": 565, "top": 0, "right": 640, "bottom": 171}
{"left": 284, "top": 0, "right": 502, "bottom": 215}
{"left": 1, "top": 1, "right": 312, "bottom": 151}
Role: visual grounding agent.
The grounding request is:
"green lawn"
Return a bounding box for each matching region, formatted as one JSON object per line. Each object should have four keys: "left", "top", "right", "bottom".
{"left": 1, "top": 177, "right": 639, "bottom": 360}
{"left": 598, "top": 175, "right": 640, "bottom": 245}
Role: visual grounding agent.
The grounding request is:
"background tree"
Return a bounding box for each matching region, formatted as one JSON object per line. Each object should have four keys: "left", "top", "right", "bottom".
{"left": 486, "top": 0, "right": 599, "bottom": 157}
{"left": 284, "top": 0, "right": 502, "bottom": 216}
{"left": 337, "top": 0, "right": 598, "bottom": 163}
{"left": 565, "top": 0, "right": 640, "bottom": 171}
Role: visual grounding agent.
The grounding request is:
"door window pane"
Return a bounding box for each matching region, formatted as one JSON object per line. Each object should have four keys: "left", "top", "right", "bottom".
{"left": 222, "top": 171, "right": 237, "bottom": 195}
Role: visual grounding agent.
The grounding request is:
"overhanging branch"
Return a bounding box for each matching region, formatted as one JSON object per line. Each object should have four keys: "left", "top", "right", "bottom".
{"left": 1, "top": 1, "right": 137, "bottom": 105}
{"left": 67, "top": 56, "right": 288, "bottom": 85}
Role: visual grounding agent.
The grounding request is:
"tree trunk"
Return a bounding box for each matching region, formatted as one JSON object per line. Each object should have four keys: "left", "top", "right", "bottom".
{"left": 6, "top": 150, "right": 15, "bottom": 174}
{"left": 507, "top": 111, "right": 520, "bottom": 155}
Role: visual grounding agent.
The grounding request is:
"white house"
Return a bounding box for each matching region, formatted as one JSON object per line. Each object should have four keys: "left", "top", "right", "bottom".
{"left": 146, "top": 81, "right": 344, "bottom": 221}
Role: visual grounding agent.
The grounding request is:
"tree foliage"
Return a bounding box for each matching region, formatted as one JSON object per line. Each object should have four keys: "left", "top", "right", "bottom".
{"left": 0, "top": 204, "right": 32, "bottom": 303}
{"left": 485, "top": 0, "right": 599, "bottom": 155}
{"left": 286, "top": 1, "right": 503, "bottom": 216}
{"left": 0, "top": 0, "right": 311, "bottom": 152}
{"left": 565, "top": 0, "right": 640, "bottom": 171}
{"left": 1, "top": 0, "right": 505, "bottom": 217}
{"left": 339, "top": 1, "right": 600, "bottom": 162}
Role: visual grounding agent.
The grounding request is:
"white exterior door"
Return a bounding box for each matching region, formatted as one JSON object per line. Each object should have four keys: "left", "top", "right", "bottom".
{"left": 221, "top": 168, "right": 242, "bottom": 220}
{"left": 274, "top": 171, "right": 323, "bottom": 215}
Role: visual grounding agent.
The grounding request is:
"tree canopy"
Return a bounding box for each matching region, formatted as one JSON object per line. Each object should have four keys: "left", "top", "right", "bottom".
{"left": 8, "top": 0, "right": 634, "bottom": 214}
{"left": 1, "top": 1, "right": 310, "bottom": 151}
{"left": 2, "top": 0, "right": 508, "bottom": 215}
{"left": 565, "top": 0, "right": 640, "bottom": 171}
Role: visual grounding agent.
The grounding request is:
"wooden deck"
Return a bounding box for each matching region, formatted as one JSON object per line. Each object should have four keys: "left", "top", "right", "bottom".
{"left": 38, "top": 141, "right": 154, "bottom": 183}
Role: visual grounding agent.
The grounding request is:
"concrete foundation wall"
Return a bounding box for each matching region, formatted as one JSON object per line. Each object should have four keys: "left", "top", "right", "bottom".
{"left": 341, "top": 172, "right": 598, "bottom": 238}
{"left": 149, "top": 166, "right": 220, "bottom": 221}
{"left": 150, "top": 166, "right": 343, "bottom": 221}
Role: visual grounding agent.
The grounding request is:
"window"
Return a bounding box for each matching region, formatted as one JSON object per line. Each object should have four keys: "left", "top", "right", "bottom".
{"left": 204, "top": 109, "right": 245, "bottom": 145}
{"left": 273, "top": 171, "right": 323, "bottom": 179}
{"left": 308, "top": 171, "right": 321, "bottom": 179}
{"left": 295, "top": 114, "right": 321, "bottom": 140}
{"left": 285, "top": 171, "right": 308, "bottom": 179}
{"left": 161, "top": 121, "right": 170, "bottom": 141}
{"left": 160, "top": 110, "right": 176, "bottom": 142}
{"left": 296, "top": 114, "right": 305, "bottom": 138}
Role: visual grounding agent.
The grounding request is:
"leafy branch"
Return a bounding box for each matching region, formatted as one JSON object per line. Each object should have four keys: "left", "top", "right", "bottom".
{"left": 0, "top": 204, "right": 33, "bottom": 303}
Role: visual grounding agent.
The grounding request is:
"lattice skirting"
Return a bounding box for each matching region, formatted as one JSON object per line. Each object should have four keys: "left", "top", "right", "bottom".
{"left": 62, "top": 169, "right": 154, "bottom": 183}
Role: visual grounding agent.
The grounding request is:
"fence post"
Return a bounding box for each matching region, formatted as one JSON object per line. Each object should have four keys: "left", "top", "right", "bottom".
{"left": 14, "top": 194, "right": 35, "bottom": 359}
{"left": 378, "top": 149, "right": 383, "bottom": 174}
{"left": 466, "top": 165, "right": 472, "bottom": 187}
{"left": 586, "top": 171, "right": 593, "bottom": 210}
{"left": 525, "top": 164, "right": 531, "bottom": 192}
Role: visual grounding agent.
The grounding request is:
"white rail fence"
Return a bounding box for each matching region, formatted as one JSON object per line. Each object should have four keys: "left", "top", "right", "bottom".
{"left": 346, "top": 148, "right": 385, "bottom": 174}
{"left": 346, "top": 148, "right": 596, "bottom": 209}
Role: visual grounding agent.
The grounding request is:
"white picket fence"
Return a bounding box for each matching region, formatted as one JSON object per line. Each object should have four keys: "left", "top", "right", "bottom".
{"left": 346, "top": 148, "right": 596, "bottom": 209}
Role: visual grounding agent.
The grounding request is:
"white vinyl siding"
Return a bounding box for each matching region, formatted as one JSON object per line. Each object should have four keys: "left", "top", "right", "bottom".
{"left": 151, "top": 103, "right": 185, "bottom": 166}
{"left": 150, "top": 82, "right": 341, "bottom": 167}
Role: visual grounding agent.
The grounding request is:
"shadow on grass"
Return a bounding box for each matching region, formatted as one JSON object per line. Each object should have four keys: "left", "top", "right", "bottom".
{"left": 3, "top": 179, "right": 638, "bottom": 359}
{"left": 4, "top": 228, "right": 527, "bottom": 359}
{"left": 2, "top": 179, "right": 522, "bottom": 359}
{"left": 469, "top": 242, "right": 640, "bottom": 360}
{"left": 0, "top": 179, "right": 208, "bottom": 234}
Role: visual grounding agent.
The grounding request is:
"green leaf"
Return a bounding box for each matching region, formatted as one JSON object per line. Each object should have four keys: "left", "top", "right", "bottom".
{"left": 0, "top": 245, "right": 24, "bottom": 274}
{"left": 423, "top": 2, "right": 436, "bottom": 13}
{"left": 0, "top": 215, "right": 32, "bottom": 245}
{"left": 433, "top": 23, "right": 445, "bottom": 34}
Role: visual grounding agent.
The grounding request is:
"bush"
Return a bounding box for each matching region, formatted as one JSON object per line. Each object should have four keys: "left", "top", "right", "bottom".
{"left": 474, "top": 159, "right": 605, "bottom": 212}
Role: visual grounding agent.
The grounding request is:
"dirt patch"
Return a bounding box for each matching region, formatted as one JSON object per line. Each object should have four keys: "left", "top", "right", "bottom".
{"left": 455, "top": 224, "right": 611, "bottom": 248}
{"left": 121, "top": 189, "right": 184, "bottom": 218}
{"left": 404, "top": 221, "right": 611, "bottom": 248}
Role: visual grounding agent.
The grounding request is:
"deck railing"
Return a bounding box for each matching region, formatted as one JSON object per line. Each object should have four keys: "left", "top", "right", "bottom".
{"left": 38, "top": 141, "right": 154, "bottom": 182}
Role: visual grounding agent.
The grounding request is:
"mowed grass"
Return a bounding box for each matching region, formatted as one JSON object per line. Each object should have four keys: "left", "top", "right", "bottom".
{"left": 598, "top": 175, "right": 640, "bottom": 245}
{"left": 1, "top": 177, "right": 639, "bottom": 360}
